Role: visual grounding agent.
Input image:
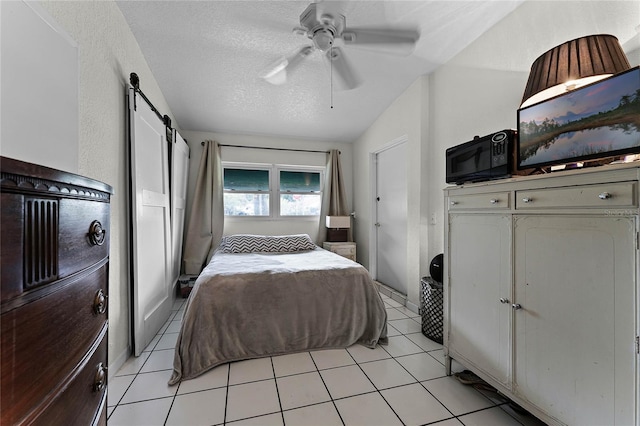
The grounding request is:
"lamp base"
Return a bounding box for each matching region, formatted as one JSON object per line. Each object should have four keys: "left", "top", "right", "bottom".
{"left": 327, "top": 229, "right": 348, "bottom": 242}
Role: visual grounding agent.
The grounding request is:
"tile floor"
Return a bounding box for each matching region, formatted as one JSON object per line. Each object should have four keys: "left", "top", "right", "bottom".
{"left": 107, "top": 293, "right": 547, "bottom": 426}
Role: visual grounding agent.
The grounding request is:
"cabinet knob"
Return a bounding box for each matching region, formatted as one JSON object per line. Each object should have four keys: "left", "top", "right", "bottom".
{"left": 522, "top": 197, "right": 532, "bottom": 203}
{"left": 499, "top": 297, "right": 510, "bottom": 304}
{"left": 450, "top": 200, "right": 458, "bottom": 206}
{"left": 598, "top": 192, "right": 612, "bottom": 200}
{"left": 88, "top": 220, "right": 106, "bottom": 246}
{"left": 93, "top": 289, "right": 108, "bottom": 315}
{"left": 512, "top": 303, "right": 523, "bottom": 310}
{"left": 93, "top": 362, "right": 107, "bottom": 392}
{"left": 489, "top": 199, "right": 499, "bottom": 204}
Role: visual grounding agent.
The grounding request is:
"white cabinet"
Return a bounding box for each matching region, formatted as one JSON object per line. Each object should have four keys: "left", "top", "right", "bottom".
{"left": 444, "top": 163, "right": 640, "bottom": 426}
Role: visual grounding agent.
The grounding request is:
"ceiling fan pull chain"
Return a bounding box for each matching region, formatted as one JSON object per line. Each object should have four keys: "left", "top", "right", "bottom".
{"left": 330, "top": 44, "right": 334, "bottom": 109}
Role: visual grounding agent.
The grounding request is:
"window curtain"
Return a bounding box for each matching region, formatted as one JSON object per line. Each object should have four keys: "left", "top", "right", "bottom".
{"left": 317, "top": 149, "right": 351, "bottom": 244}
{"left": 182, "top": 140, "right": 224, "bottom": 274}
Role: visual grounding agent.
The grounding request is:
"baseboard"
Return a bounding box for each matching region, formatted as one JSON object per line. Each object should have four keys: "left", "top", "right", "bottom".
{"left": 405, "top": 300, "right": 419, "bottom": 314}
{"left": 374, "top": 281, "right": 407, "bottom": 306}
{"left": 109, "top": 345, "right": 131, "bottom": 381}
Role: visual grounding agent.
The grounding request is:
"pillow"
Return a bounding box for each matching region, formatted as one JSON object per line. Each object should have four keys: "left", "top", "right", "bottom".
{"left": 220, "top": 234, "right": 316, "bottom": 254}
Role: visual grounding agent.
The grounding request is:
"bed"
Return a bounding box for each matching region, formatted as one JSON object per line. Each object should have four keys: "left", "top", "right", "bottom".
{"left": 169, "top": 234, "right": 388, "bottom": 384}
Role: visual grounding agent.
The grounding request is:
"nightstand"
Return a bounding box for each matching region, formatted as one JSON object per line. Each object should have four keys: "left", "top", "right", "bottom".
{"left": 323, "top": 242, "right": 356, "bottom": 261}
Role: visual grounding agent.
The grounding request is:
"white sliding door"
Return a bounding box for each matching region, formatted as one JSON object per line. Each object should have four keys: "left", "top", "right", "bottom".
{"left": 128, "top": 87, "right": 173, "bottom": 356}
{"left": 170, "top": 130, "right": 189, "bottom": 287}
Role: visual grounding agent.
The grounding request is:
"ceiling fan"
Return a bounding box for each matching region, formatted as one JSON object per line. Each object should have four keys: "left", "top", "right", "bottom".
{"left": 260, "top": 2, "right": 420, "bottom": 90}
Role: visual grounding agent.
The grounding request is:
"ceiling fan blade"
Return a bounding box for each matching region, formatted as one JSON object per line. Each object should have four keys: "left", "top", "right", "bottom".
{"left": 326, "top": 47, "right": 361, "bottom": 90}
{"left": 260, "top": 45, "right": 314, "bottom": 85}
{"left": 341, "top": 28, "right": 420, "bottom": 55}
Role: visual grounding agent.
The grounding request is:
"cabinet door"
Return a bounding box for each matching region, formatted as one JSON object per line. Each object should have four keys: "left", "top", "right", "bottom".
{"left": 448, "top": 214, "right": 512, "bottom": 387}
{"left": 514, "top": 215, "right": 636, "bottom": 426}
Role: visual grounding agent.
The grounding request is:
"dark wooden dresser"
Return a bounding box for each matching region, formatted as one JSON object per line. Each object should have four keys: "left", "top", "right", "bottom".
{"left": 1, "top": 157, "right": 113, "bottom": 425}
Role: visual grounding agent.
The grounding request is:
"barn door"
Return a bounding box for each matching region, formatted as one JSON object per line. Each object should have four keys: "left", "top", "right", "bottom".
{"left": 170, "top": 129, "right": 189, "bottom": 287}
{"left": 128, "top": 87, "right": 173, "bottom": 356}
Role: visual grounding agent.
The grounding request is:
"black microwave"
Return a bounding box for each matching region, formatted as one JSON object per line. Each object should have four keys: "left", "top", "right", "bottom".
{"left": 446, "top": 130, "right": 516, "bottom": 185}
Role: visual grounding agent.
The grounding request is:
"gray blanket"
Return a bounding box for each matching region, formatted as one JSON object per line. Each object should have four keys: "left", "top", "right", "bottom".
{"left": 169, "top": 248, "right": 388, "bottom": 384}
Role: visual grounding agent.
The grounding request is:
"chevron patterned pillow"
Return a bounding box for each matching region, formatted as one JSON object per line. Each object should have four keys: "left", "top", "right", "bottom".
{"left": 220, "top": 234, "right": 316, "bottom": 253}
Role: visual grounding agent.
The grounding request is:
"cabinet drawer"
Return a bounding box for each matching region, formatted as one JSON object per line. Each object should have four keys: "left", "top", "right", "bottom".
{"left": 31, "top": 329, "right": 108, "bottom": 426}
{"left": 516, "top": 181, "right": 637, "bottom": 210}
{"left": 334, "top": 246, "right": 356, "bottom": 256}
{"left": 58, "top": 199, "right": 110, "bottom": 278}
{"left": 448, "top": 192, "right": 510, "bottom": 210}
{"left": 0, "top": 264, "right": 108, "bottom": 425}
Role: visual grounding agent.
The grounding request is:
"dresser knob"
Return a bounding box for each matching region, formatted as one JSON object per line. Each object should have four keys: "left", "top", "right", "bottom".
{"left": 598, "top": 192, "right": 612, "bottom": 200}
{"left": 512, "top": 303, "right": 523, "bottom": 310}
{"left": 490, "top": 199, "right": 499, "bottom": 204}
{"left": 94, "top": 362, "right": 107, "bottom": 392}
{"left": 499, "top": 297, "right": 510, "bottom": 304}
{"left": 450, "top": 200, "right": 458, "bottom": 206}
{"left": 93, "top": 289, "right": 107, "bottom": 315}
{"left": 522, "top": 197, "right": 532, "bottom": 203}
{"left": 88, "top": 220, "right": 106, "bottom": 246}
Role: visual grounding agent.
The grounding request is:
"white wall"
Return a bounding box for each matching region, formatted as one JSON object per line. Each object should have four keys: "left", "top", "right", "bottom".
{"left": 36, "top": 0, "right": 178, "bottom": 374}
{"left": 180, "top": 131, "right": 353, "bottom": 242}
{"left": 352, "top": 76, "right": 429, "bottom": 308}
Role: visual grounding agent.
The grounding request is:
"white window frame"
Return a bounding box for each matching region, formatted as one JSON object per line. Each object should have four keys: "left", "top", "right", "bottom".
{"left": 222, "top": 162, "right": 324, "bottom": 220}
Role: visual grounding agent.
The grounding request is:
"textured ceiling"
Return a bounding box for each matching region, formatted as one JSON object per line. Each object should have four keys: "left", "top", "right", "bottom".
{"left": 117, "top": 0, "right": 527, "bottom": 142}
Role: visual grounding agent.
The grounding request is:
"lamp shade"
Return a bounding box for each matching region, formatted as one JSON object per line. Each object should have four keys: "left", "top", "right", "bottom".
{"left": 521, "top": 34, "right": 630, "bottom": 107}
{"left": 326, "top": 216, "right": 350, "bottom": 228}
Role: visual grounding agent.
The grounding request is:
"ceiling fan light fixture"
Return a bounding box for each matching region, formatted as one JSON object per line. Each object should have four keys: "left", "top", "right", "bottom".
{"left": 313, "top": 29, "right": 334, "bottom": 52}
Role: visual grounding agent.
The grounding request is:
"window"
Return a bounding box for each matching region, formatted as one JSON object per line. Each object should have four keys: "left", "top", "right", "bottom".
{"left": 279, "top": 170, "right": 321, "bottom": 216}
{"left": 223, "top": 164, "right": 322, "bottom": 218}
{"left": 223, "top": 168, "right": 270, "bottom": 216}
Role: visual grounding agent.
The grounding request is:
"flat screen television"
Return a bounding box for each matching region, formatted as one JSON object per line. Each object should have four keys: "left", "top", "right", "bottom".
{"left": 517, "top": 66, "right": 640, "bottom": 170}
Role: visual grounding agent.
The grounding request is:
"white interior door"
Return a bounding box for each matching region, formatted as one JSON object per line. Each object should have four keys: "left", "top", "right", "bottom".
{"left": 375, "top": 140, "right": 408, "bottom": 294}
{"left": 128, "top": 88, "right": 173, "bottom": 356}
{"left": 170, "top": 130, "right": 189, "bottom": 286}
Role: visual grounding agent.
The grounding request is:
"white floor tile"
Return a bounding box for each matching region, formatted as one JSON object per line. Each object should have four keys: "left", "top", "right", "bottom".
{"left": 226, "top": 379, "right": 281, "bottom": 422}
{"left": 458, "top": 406, "right": 524, "bottom": 426}
{"left": 335, "top": 392, "right": 402, "bottom": 425}
{"left": 120, "top": 371, "right": 178, "bottom": 404}
{"left": 227, "top": 412, "right": 283, "bottom": 425}
{"left": 108, "top": 397, "right": 173, "bottom": 426}
{"left": 386, "top": 308, "right": 409, "bottom": 320}
{"left": 347, "top": 343, "right": 391, "bottom": 363}
{"left": 107, "top": 375, "right": 135, "bottom": 407}
{"left": 155, "top": 332, "right": 179, "bottom": 350}
{"left": 395, "top": 306, "right": 420, "bottom": 318}
{"left": 283, "top": 401, "right": 343, "bottom": 426}
{"left": 359, "top": 358, "right": 416, "bottom": 390}
{"left": 115, "top": 352, "right": 150, "bottom": 376}
{"left": 395, "top": 352, "right": 446, "bottom": 381}
{"left": 310, "top": 348, "right": 355, "bottom": 370}
{"left": 429, "top": 348, "right": 446, "bottom": 365}
{"left": 385, "top": 323, "right": 402, "bottom": 337}
{"left": 229, "top": 357, "right": 274, "bottom": 385}
{"left": 405, "top": 332, "right": 443, "bottom": 352}
{"left": 166, "top": 387, "right": 226, "bottom": 426}
{"left": 276, "top": 371, "right": 331, "bottom": 410}
{"left": 143, "top": 334, "right": 161, "bottom": 352}
{"left": 384, "top": 298, "right": 403, "bottom": 308}
{"left": 272, "top": 352, "right": 316, "bottom": 377}
{"left": 421, "top": 376, "right": 494, "bottom": 416}
{"left": 431, "top": 419, "right": 465, "bottom": 426}
{"left": 320, "top": 365, "right": 376, "bottom": 400}
{"left": 499, "top": 404, "right": 549, "bottom": 426}
{"left": 381, "top": 383, "right": 453, "bottom": 425}
{"left": 383, "top": 335, "right": 424, "bottom": 357}
{"left": 140, "top": 348, "right": 175, "bottom": 373}
{"left": 166, "top": 320, "right": 182, "bottom": 334}
{"left": 388, "top": 318, "right": 422, "bottom": 334}
{"left": 177, "top": 363, "right": 229, "bottom": 395}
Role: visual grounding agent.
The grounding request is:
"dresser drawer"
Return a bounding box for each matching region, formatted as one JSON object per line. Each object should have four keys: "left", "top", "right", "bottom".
{"left": 448, "top": 192, "right": 511, "bottom": 211}
{"left": 0, "top": 264, "right": 108, "bottom": 425}
{"left": 31, "top": 328, "right": 108, "bottom": 426}
{"left": 516, "top": 181, "right": 637, "bottom": 210}
{"left": 58, "top": 198, "right": 110, "bottom": 278}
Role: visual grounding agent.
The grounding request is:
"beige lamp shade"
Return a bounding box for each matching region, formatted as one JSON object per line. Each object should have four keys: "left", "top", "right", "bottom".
{"left": 521, "top": 34, "right": 631, "bottom": 108}
{"left": 326, "top": 216, "right": 350, "bottom": 228}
